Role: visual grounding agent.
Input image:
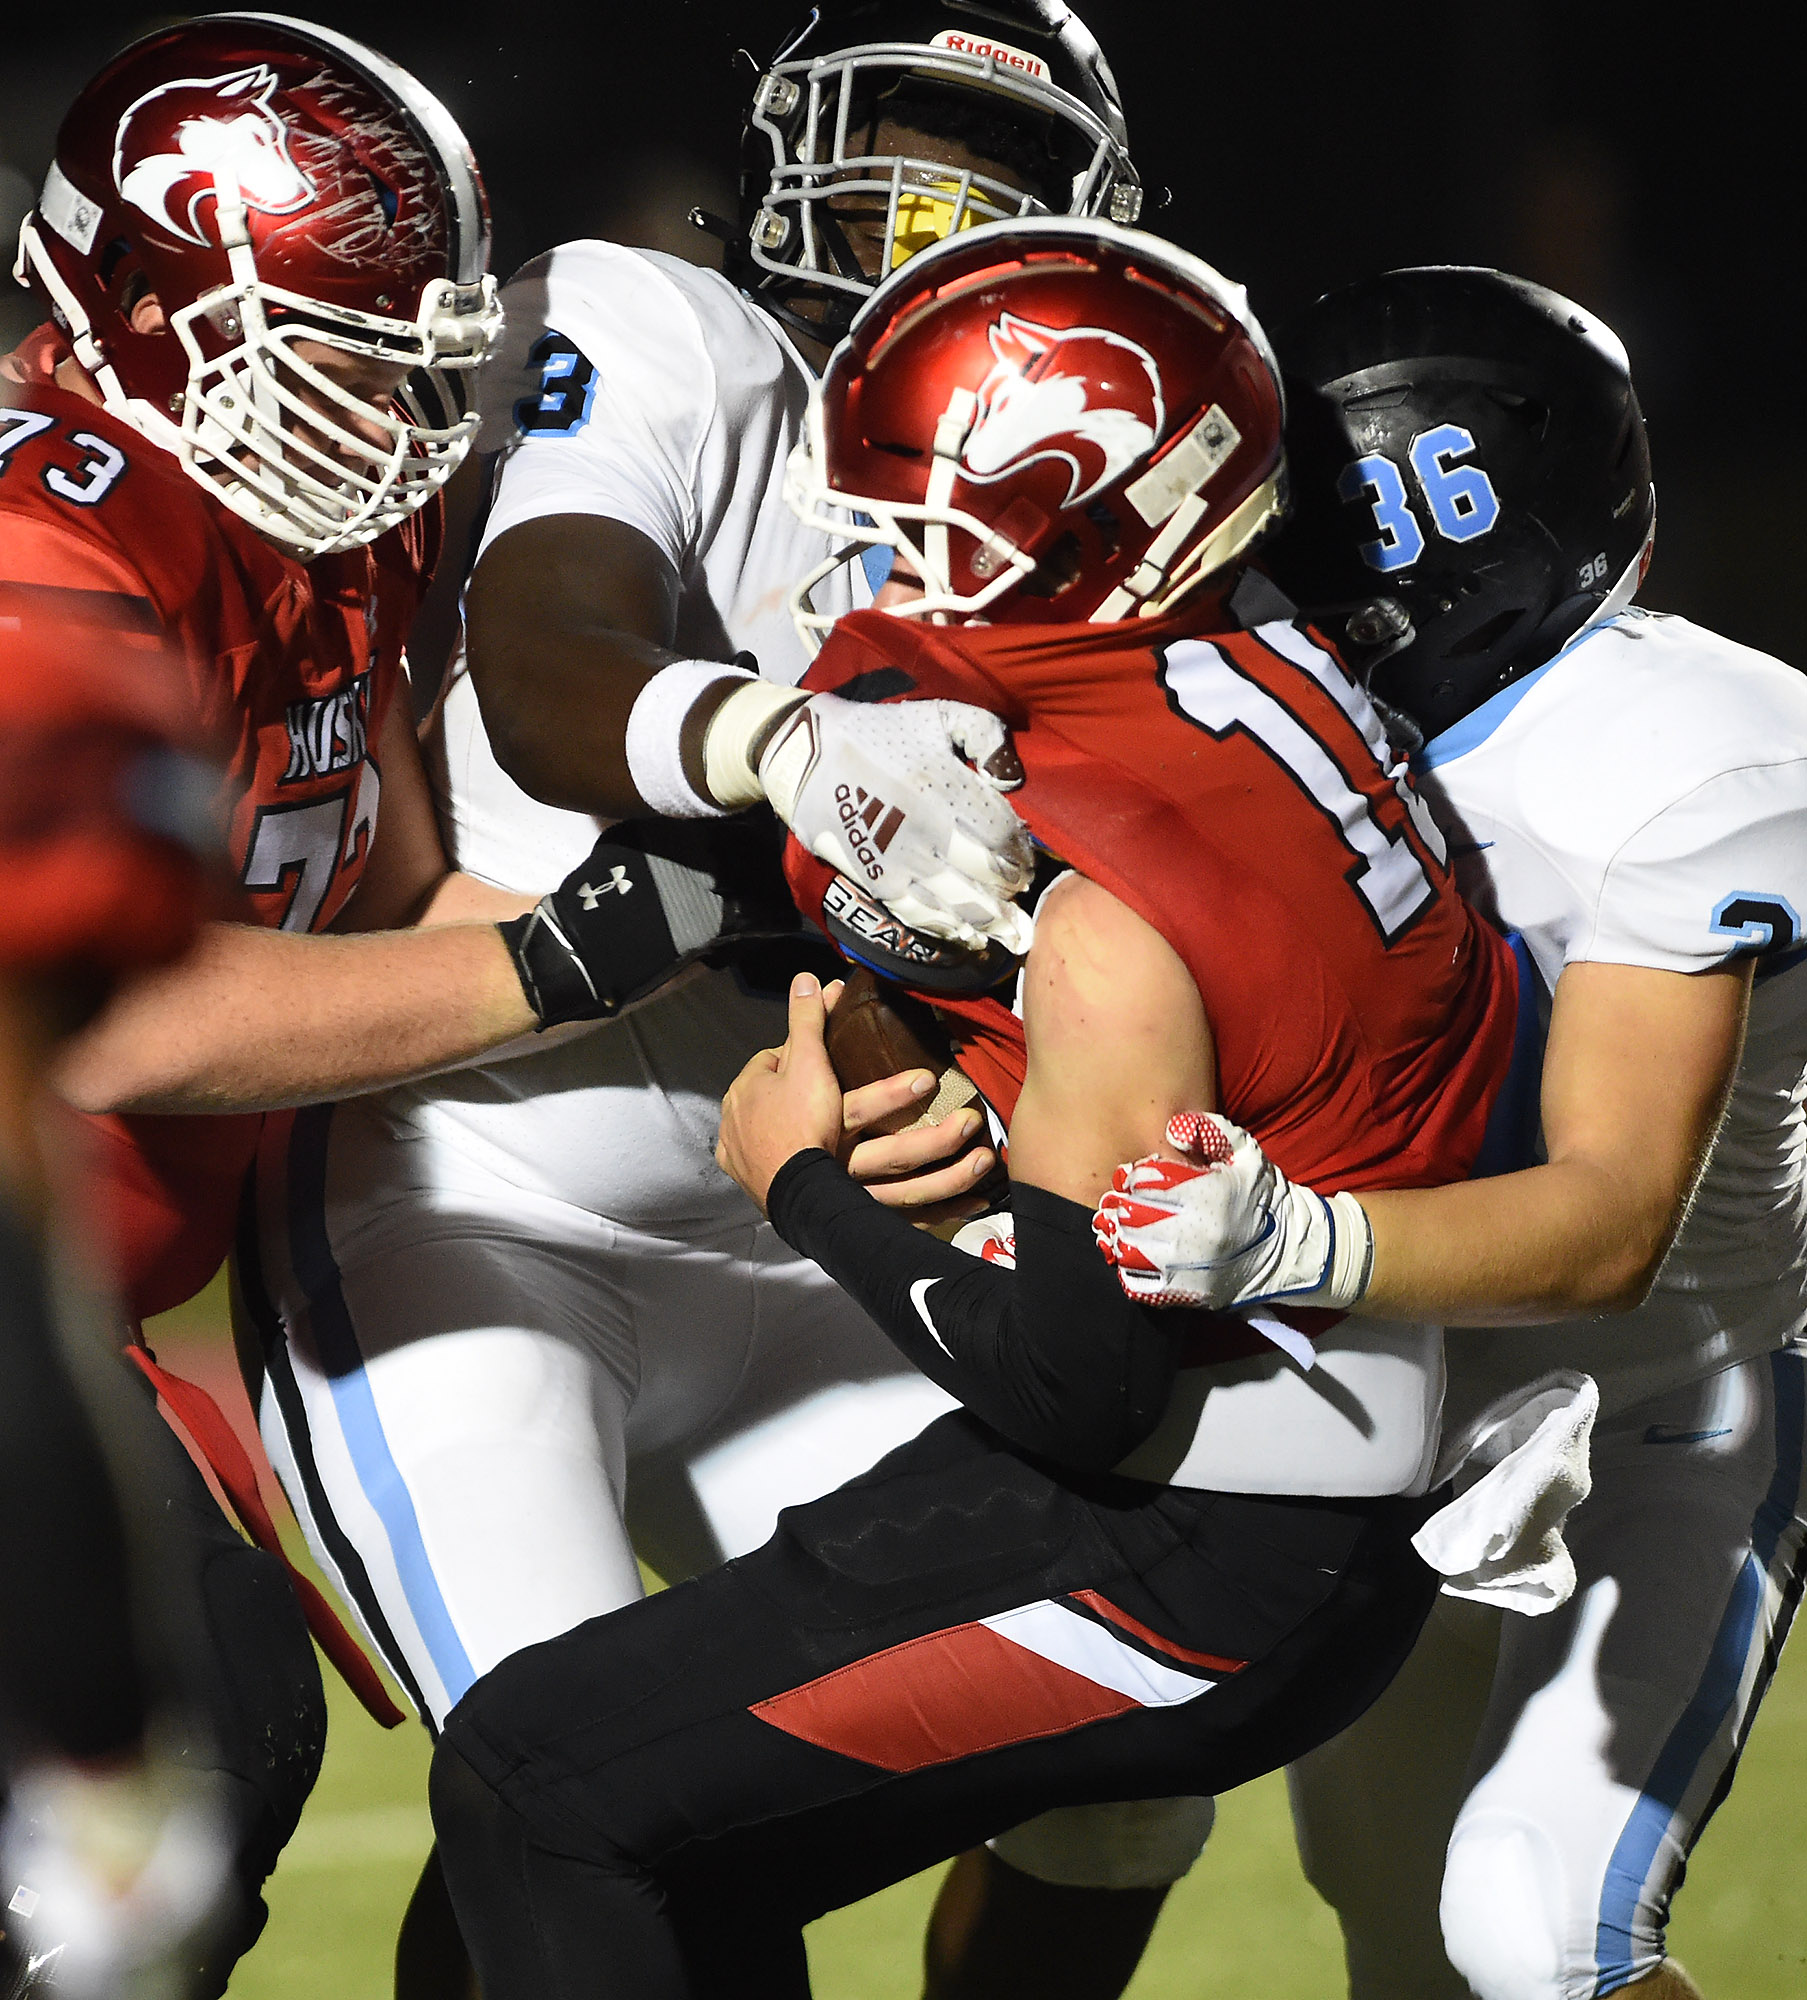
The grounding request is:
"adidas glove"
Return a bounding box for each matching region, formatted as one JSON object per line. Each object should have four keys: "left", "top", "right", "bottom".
{"left": 1091, "top": 1112, "right": 1374, "bottom": 1312}
{"left": 744, "top": 690, "right": 1035, "bottom": 955}
{"left": 500, "top": 815, "right": 802, "bottom": 1030}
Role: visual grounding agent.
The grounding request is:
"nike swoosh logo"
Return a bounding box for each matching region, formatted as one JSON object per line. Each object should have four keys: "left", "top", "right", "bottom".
{"left": 1643, "top": 1424, "right": 1734, "bottom": 1446}
{"left": 911, "top": 1278, "right": 954, "bottom": 1359}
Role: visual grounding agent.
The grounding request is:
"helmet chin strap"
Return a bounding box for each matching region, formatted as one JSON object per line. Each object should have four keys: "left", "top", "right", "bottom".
{"left": 924, "top": 386, "right": 980, "bottom": 610}
{"left": 1093, "top": 473, "right": 1285, "bottom": 623}
{"left": 12, "top": 214, "right": 137, "bottom": 418}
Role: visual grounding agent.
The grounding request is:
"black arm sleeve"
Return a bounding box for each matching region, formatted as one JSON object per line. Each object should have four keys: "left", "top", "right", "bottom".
{"left": 766, "top": 1151, "right": 1178, "bottom": 1473}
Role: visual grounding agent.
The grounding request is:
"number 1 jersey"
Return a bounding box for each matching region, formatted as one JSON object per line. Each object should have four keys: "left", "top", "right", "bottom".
{"left": 794, "top": 600, "right": 1518, "bottom": 1202}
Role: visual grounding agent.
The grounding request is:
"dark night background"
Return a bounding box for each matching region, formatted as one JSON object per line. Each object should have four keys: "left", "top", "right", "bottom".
{"left": 3, "top": 3, "right": 1800, "bottom": 668}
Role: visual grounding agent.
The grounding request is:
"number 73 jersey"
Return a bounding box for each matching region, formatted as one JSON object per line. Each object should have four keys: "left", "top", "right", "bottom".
{"left": 1, "top": 326, "right": 433, "bottom": 939}
{"left": 1, "top": 325, "right": 437, "bottom": 1316}
{"left": 799, "top": 603, "right": 1518, "bottom": 1200}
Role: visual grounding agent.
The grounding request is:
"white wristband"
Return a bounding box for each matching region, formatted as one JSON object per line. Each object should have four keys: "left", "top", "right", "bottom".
{"left": 702, "top": 679, "right": 808, "bottom": 811}
{"left": 624, "top": 660, "right": 756, "bottom": 819}
{"left": 1322, "top": 1190, "right": 1375, "bottom": 1307}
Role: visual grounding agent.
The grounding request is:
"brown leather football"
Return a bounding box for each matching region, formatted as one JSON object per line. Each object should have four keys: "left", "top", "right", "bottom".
{"left": 825, "top": 967, "right": 978, "bottom": 1137}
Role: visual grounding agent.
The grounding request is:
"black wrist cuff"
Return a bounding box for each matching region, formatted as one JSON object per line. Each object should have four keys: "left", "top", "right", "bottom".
{"left": 498, "top": 902, "right": 614, "bottom": 1030}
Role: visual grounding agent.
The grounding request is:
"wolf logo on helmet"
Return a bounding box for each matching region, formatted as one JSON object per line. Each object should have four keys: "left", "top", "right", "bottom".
{"left": 14, "top": 14, "right": 501, "bottom": 559}
{"left": 787, "top": 219, "right": 1287, "bottom": 638}
{"left": 114, "top": 66, "right": 314, "bottom": 248}
{"left": 963, "top": 313, "right": 1163, "bottom": 508}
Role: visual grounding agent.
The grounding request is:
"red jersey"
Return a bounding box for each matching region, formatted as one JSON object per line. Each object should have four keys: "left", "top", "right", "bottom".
{"left": 793, "top": 602, "right": 1516, "bottom": 1203}
{"left": 0, "top": 615, "right": 217, "bottom": 982}
{"left": 1, "top": 325, "right": 440, "bottom": 1316}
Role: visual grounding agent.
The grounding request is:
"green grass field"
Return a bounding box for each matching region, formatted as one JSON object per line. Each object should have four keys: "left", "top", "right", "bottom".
{"left": 146, "top": 1285, "right": 1807, "bottom": 1998}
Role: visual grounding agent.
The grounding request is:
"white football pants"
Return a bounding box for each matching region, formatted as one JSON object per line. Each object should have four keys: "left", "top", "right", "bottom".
{"left": 238, "top": 1095, "right": 1215, "bottom": 1892}
{"left": 239, "top": 1095, "right": 957, "bottom": 1726}
{"left": 1288, "top": 1348, "right": 1807, "bottom": 2000}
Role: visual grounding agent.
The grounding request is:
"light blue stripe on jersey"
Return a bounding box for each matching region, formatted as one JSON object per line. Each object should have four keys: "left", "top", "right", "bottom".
{"left": 1590, "top": 1349, "right": 1807, "bottom": 1993}
{"left": 1418, "top": 657, "right": 1564, "bottom": 773}
{"left": 287, "top": 1105, "right": 476, "bottom": 1705}
{"left": 1417, "top": 616, "right": 1629, "bottom": 773}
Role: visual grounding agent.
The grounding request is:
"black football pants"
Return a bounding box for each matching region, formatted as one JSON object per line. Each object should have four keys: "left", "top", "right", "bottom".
{"left": 435, "top": 1410, "right": 1441, "bottom": 2000}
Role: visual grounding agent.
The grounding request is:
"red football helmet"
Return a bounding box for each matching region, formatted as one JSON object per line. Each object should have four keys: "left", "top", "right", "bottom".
{"left": 786, "top": 217, "right": 1285, "bottom": 640}
{"left": 13, "top": 14, "right": 500, "bottom": 559}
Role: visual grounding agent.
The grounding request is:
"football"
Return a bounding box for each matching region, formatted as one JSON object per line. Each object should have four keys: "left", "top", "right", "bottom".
{"left": 825, "top": 966, "right": 980, "bottom": 1136}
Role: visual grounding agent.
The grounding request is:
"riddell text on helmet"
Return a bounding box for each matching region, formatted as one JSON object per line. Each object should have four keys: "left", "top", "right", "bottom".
{"left": 928, "top": 30, "right": 1051, "bottom": 82}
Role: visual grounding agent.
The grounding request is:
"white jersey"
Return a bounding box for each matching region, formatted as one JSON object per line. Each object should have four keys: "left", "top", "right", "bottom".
{"left": 1416, "top": 609, "right": 1807, "bottom": 1416}
{"left": 411, "top": 241, "right": 862, "bottom": 1228}
{"left": 441, "top": 237, "right": 856, "bottom": 892}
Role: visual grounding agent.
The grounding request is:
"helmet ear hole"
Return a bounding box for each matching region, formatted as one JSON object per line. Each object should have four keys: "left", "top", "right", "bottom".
{"left": 1446, "top": 608, "right": 1522, "bottom": 659}
{"left": 1084, "top": 500, "right": 1122, "bottom": 557}
{"left": 1020, "top": 531, "right": 1083, "bottom": 599}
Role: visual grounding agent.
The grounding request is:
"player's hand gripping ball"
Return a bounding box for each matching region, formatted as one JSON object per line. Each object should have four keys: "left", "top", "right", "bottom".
{"left": 715, "top": 970, "right": 995, "bottom": 1219}
{"left": 716, "top": 973, "right": 849, "bottom": 1212}
{"left": 824, "top": 967, "right": 996, "bottom": 1222}
{"left": 758, "top": 693, "right": 1035, "bottom": 955}
{"left": 1092, "top": 1112, "right": 1374, "bottom": 1312}
{"left": 823, "top": 966, "right": 976, "bottom": 1137}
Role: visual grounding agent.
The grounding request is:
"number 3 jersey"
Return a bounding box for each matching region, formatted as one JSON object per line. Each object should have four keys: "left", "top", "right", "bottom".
{"left": 1414, "top": 608, "right": 1807, "bottom": 1416}
{"left": 0, "top": 324, "right": 435, "bottom": 1317}
{"left": 411, "top": 241, "right": 863, "bottom": 1230}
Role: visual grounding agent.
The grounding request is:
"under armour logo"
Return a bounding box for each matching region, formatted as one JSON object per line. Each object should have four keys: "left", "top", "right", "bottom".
{"left": 577, "top": 866, "right": 633, "bottom": 910}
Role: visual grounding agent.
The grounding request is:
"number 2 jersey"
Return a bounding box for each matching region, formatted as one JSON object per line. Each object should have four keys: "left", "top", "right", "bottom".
{"left": 1416, "top": 607, "right": 1807, "bottom": 1419}
{"left": 0, "top": 323, "right": 436, "bottom": 1318}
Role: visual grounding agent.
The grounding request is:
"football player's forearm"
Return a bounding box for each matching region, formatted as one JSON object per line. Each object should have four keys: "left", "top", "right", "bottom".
{"left": 1355, "top": 960, "right": 1747, "bottom": 1326}
{"left": 54, "top": 921, "right": 537, "bottom": 1115}
{"left": 407, "top": 868, "right": 536, "bottom": 928}
{"left": 768, "top": 1151, "right": 1177, "bottom": 1471}
{"left": 465, "top": 515, "right": 696, "bottom": 817}
{"left": 1356, "top": 1160, "right": 1680, "bottom": 1324}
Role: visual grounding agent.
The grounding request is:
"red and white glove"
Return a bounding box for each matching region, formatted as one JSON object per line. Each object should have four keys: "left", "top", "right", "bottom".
{"left": 754, "top": 693, "right": 1034, "bottom": 954}
{"left": 1092, "top": 1112, "right": 1373, "bottom": 1311}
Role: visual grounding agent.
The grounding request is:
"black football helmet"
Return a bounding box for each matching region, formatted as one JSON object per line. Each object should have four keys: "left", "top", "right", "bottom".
{"left": 1266, "top": 267, "right": 1655, "bottom": 742}
{"left": 726, "top": 1, "right": 1140, "bottom": 342}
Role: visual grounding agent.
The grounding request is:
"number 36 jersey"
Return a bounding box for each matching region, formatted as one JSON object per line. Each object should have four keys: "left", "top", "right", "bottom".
{"left": 0, "top": 324, "right": 437, "bottom": 1316}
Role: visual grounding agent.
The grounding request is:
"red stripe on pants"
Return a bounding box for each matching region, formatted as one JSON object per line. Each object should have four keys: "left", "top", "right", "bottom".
{"left": 750, "top": 1619, "right": 1136, "bottom": 1773}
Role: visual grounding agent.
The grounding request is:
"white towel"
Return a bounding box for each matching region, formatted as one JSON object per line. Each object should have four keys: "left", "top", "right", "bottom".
{"left": 1412, "top": 1370, "right": 1598, "bottom": 1614}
